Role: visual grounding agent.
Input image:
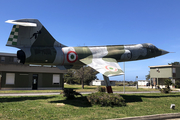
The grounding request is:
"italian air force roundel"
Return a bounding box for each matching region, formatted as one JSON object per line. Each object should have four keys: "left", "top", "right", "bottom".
{"left": 105, "top": 65, "right": 118, "bottom": 72}
{"left": 67, "top": 51, "right": 78, "bottom": 63}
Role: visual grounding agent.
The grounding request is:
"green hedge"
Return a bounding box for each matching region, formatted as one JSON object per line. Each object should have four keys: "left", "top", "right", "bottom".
{"left": 87, "top": 92, "right": 126, "bottom": 107}
{"left": 96, "top": 86, "right": 106, "bottom": 92}
{"left": 160, "top": 88, "right": 170, "bottom": 93}
{"left": 61, "top": 88, "right": 82, "bottom": 99}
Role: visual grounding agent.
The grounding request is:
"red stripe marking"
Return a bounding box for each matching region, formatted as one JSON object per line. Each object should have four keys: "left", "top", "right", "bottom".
{"left": 61, "top": 48, "right": 65, "bottom": 65}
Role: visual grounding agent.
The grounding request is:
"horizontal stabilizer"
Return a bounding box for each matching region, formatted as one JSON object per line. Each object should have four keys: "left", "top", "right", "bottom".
{"left": 6, "top": 20, "right": 37, "bottom": 27}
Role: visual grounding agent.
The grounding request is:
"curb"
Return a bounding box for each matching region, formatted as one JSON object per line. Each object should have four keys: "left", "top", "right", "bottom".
{"left": 107, "top": 113, "right": 180, "bottom": 120}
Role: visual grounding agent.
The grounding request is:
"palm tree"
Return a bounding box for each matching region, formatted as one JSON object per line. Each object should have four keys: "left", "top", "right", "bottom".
{"left": 164, "top": 79, "right": 172, "bottom": 89}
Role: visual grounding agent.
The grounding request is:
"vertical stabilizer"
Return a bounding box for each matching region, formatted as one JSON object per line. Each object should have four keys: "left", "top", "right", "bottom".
{"left": 6, "top": 19, "right": 66, "bottom": 48}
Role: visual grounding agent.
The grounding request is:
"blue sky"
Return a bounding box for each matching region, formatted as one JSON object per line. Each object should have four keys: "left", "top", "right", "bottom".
{"left": 0, "top": 0, "right": 180, "bottom": 81}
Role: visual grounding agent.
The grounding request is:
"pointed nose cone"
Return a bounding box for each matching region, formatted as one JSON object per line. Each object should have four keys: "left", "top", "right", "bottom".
{"left": 159, "top": 49, "right": 169, "bottom": 55}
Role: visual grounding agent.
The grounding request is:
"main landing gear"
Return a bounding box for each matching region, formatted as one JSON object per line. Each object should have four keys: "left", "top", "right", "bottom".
{"left": 103, "top": 75, "right": 113, "bottom": 93}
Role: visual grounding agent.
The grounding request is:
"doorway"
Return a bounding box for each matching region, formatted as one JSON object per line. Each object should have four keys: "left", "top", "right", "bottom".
{"left": 32, "top": 74, "right": 38, "bottom": 90}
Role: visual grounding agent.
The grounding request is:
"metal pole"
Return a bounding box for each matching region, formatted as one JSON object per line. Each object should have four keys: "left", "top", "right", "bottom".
{"left": 156, "top": 68, "right": 159, "bottom": 88}
{"left": 123, "top": 62, "right": 125, "bottom": 94}
{"left": 136, "top": 76, "right": 138, "bottom": 89}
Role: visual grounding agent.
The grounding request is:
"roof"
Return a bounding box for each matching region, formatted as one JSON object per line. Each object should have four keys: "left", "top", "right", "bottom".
{"left": 149, "top": 65, "right": 180, "bottom": 68}
{"left": 138, "top": 80, "right": 149, "bottom": 81}
{"left": 92, "top": 80, "right": 116, "bottom": 82}
{"left": 0, "top": 64, "right": 67, "bottom": 73}
{"left": 0, "top": 52, "right": 16, "bottom": 57}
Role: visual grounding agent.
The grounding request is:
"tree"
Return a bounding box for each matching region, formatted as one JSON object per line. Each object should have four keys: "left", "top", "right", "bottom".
{"left": 175, "top": 80, "right": 180, "bottom": 88}
{"left": 74, "top": 66, "right": 98, "bottom": 89}
{"left": 164, "top": 79, "right": 172, "bottom": 89}
{"left": 133, "top": 81, "right": 137, "bottom": 86}
{"left": 64, "top": 69, "right": 76, "bottom": 84}
{"left": 84, "top": 67, "right": 98, "bottom": 85}
{"left": 168, "top": 62, "right": 180, "bottom": 65}
{"left": 145, "top": 72, "right": 150, "bottom": 80}
{"left": 75, "top": 66, "right": 85, "bottom": 89}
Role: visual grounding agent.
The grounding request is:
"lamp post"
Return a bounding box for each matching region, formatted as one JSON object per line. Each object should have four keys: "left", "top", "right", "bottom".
{"left": 123, "top": 62, "right": 125, "bottom": 94}
{"left": 156, "top": 68, "right": 160, "bottom": 88}
{"left": 136, "top": 76, "right": 138, "bottom": 89}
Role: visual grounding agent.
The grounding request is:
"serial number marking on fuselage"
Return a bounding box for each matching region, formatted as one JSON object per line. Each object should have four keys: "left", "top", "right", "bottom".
{"left": 34, "top": 49, "right": 52, "bottom": 55}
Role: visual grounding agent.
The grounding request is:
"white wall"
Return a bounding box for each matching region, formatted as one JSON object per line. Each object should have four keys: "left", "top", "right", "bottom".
{"left": 92, "top": 81, "right": 102, "bottom": 86}
{"left": 138, "top": 81, "right": 148, "bottom": 86}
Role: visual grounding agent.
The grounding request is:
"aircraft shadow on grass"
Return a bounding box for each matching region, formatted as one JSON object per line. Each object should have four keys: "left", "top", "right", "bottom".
{"left": 0, "top": 96, "right": 55, "bottom": 103}
{"left": 49, "top": 96, "right": 92, "bottom": 107}
{"left": 121, "top": 93, "right": 180, "bottom": 103}
{"left": 65, "top": 87, "right": 95, "bottom": 90}
{"left": 49, "top": 93, "right": 180, "bottom": 107}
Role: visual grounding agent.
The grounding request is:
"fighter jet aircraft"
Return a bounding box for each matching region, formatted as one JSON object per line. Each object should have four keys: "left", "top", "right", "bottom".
{"left": 5, "top": 19, "right": 169, "bottom": 93}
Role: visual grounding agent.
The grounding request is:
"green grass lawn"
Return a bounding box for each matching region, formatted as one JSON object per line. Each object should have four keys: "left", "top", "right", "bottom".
{"left": 0, "top": 84, "right": 158, "bottom": 94}
{"left": 0, "top": 92, "right": 180, "bottom": 120}
{"left": 65, "top": 84, "right": 159, "bottom": 92}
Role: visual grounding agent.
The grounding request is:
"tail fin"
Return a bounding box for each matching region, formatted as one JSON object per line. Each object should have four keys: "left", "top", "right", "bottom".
{"left": 6, "top": 19, "right": 66, "bottom": 48}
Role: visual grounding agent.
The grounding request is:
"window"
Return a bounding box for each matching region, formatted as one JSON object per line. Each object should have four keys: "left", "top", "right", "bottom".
{"left": 173, "top": 68, "right": 176, "bottom": 73}
{"left": 29, "top": 64, "right": 41, "bottom": 67}
{"left": 173, "top": 68, "right": 176, "bottom": 77}
{"left": 13, "top": 58, "right": 18, "bottom": 63}
{"left": 43, "top": 65, "right": 51, "bottom": 67}
{"left": 53, "top": 74, "right": 60, "bottom": 84}
{"left": 1, "top": 57, "right": 5, "bottom": 62}
{"left": 6, "top": 73, "right": 15, "bottom": 85}
{"left": 9, "top": 57, "right": 13, "bottom": 63}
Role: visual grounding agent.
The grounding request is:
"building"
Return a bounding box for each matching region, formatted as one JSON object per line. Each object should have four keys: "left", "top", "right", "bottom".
{"left": 0, "top": 52, "right": 67, "bottom": 90}
{"left": 138, "top": 80, "right": 149, "bottom": 86}
{"left": 90, "top": 79, "right": 116, "bottom": 86}
{"left": 149, "top": 65, "right": 180, "bottom": 88}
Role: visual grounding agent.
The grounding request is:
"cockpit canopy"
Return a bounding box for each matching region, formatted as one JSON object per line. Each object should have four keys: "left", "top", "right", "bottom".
{"left": 142, "top": 43, "right": 158, "bottom": 50}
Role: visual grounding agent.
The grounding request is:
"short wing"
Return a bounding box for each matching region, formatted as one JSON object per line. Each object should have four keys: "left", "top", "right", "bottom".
{"left": 80, "top": 58, "right": 124, "bottom": 77}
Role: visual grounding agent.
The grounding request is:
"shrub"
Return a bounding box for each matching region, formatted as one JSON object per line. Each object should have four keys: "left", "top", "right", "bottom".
{"left": 96, "top": 86, "right": 106, "bottom": 92}
{"left": 61, "top": 88, "right": 83, "bottom": 99}
{"left": 175, "top": 81, "right": 180, "bottom": 88}
{"left": 164, "top": 79, "right": 172, "bottom": 89}
{"left": 87, "top": 92, "right": 126, "bottom": 107}
{"left": 160, "top": 88, "right": 170, "bottom": 93}
{"left": 159, "top": 79, "right": 173, "bottom": 93}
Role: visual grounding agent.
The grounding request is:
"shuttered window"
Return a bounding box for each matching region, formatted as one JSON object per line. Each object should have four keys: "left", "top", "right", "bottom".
{"left": 6, "top": 73, "right": 15, "bottom": 85}
{"left": 1, "top": 57, "right": 5, "bottom": 62}
{"left": 53, "top": 74, "right": 60, "bottom": 84}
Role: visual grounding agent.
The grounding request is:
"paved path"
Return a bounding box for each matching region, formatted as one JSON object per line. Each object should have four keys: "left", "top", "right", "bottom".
{"left": 114, "top": 91, "right": 160, "bottom": 94}
{"left": 0, "top": 93, "right": 60, "bottom": 96}
{"left": 0, "top": 91, "right": 179, "bottom": 96}
{"left": 108, "top": 113, "right": 180, "bottom": 120}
